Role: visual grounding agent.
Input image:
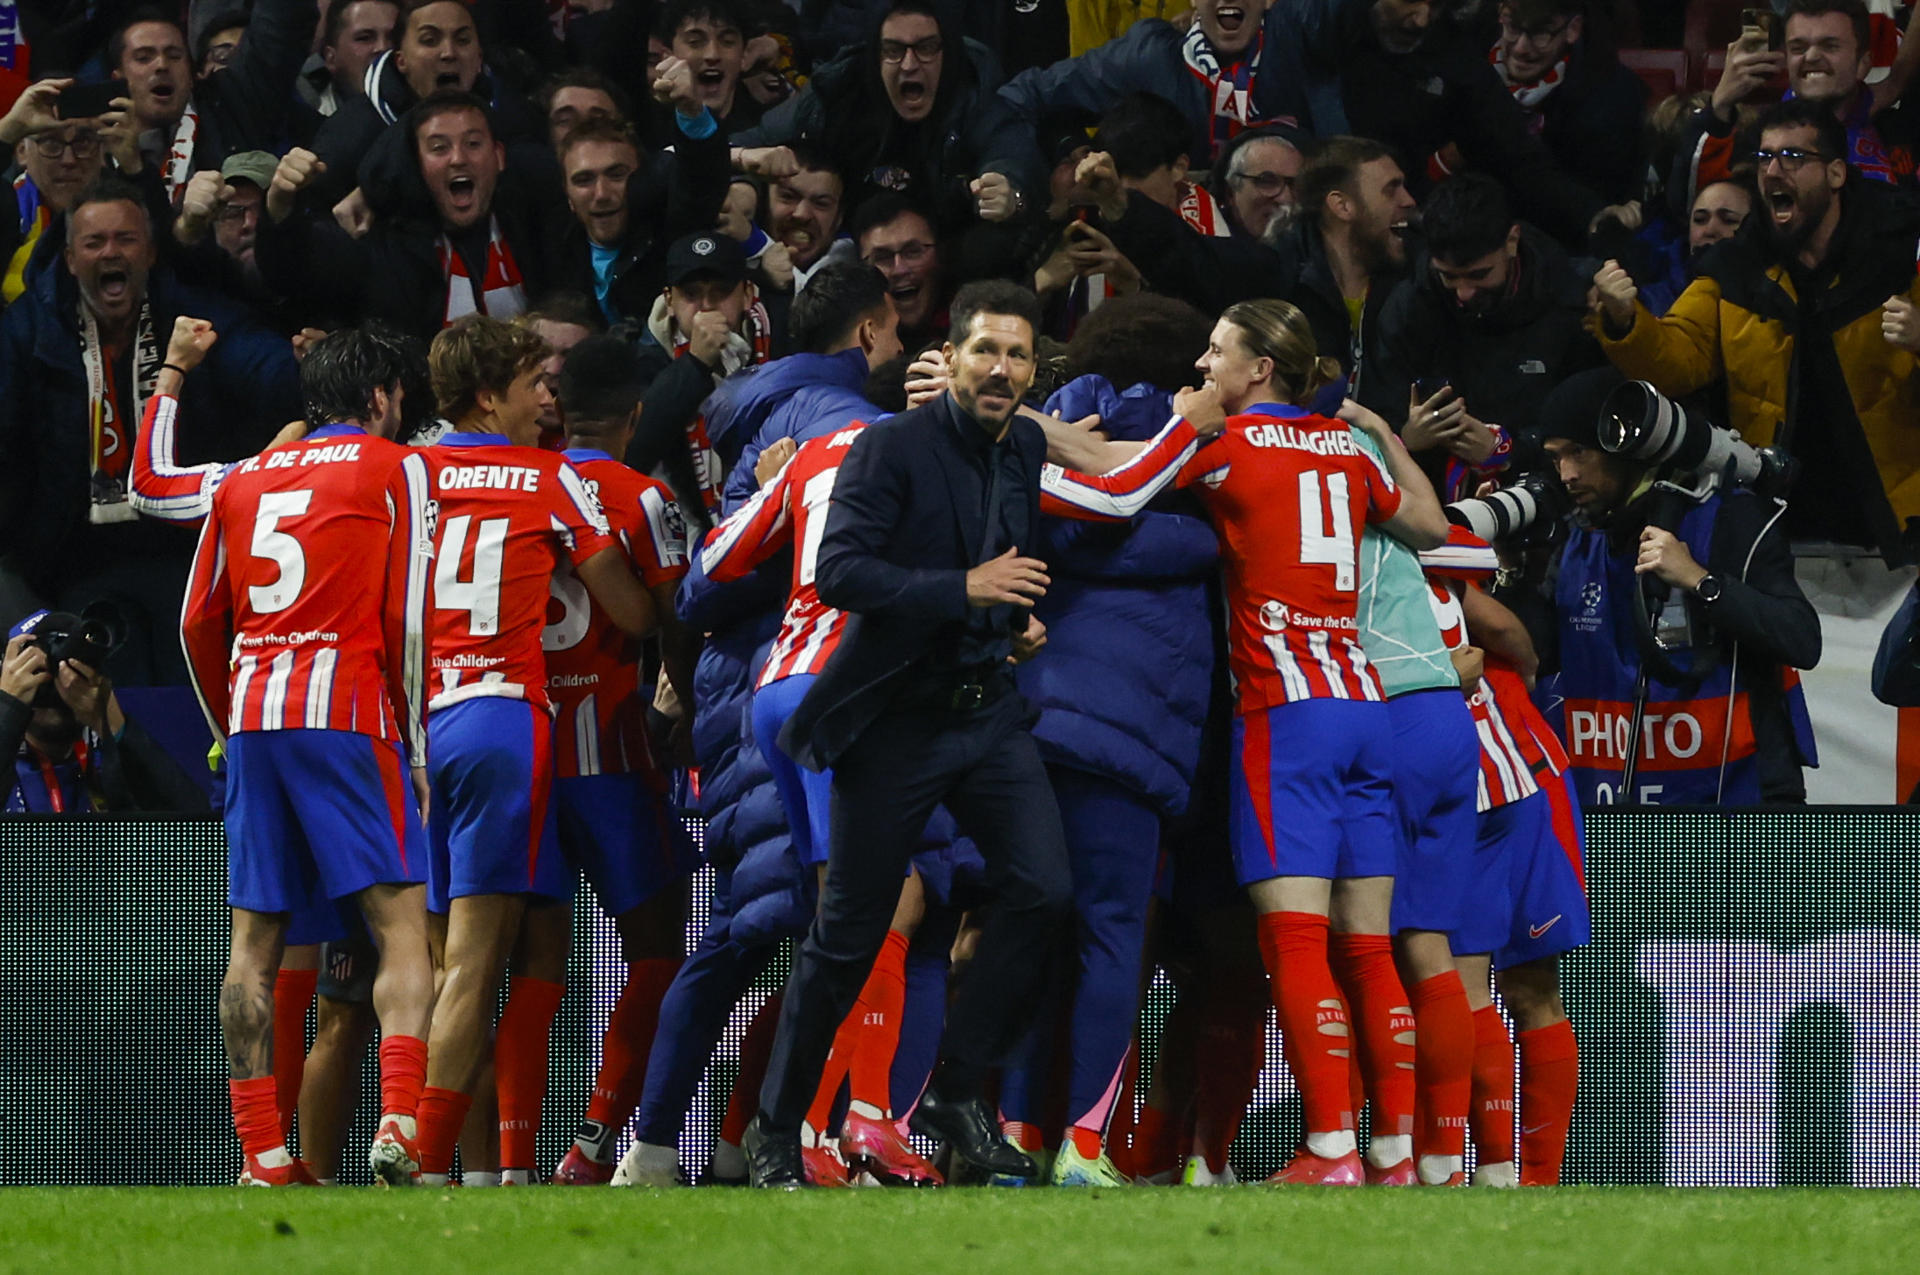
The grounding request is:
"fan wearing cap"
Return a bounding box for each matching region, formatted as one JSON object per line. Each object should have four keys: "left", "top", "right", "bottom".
{"left": 171, "top": 150, "right": 278, "bottom": 301}
{"left": 0, "top": 609, "right": 203, "bottom": 813}
{"left": 627, "top": 230, "right": 785, "bottom": 525}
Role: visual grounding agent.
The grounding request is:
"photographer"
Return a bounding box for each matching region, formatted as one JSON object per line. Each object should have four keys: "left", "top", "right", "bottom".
{"left": 1536, "top": 369, "right": 1821, "bottom": 806}
{"left": 1, "top": 612, "right": 206, "bottom": 814}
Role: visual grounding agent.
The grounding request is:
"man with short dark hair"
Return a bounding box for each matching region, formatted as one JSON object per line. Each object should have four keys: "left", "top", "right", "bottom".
{"left": 1086, "top": 135, "right": 1417, "bottom": 396}
{"left": 1685, "top": 0, "right": 1917, "bottom": 200}
{"left": 853, "top": 195, "right": 945, "bottom": 351}
{"left": 765, "top": 143, "right": 856, "bottom": 292}
{"left": 1593, "top": 96, "right": 1920, "bottom": 560}
{"left": 296, "top": 0, "right": 400, "bottom": 128}
{"left": 0, "top": 176, "right": 301, "bottom": 684}
{"left": 1361, "top": 171, "right": 1602, "bottom": 490}
{"left": 554, "top": 112, "right": 731, "bottom": 328}
{"left": 105, "top": 0, "right": 312, "bottom": 196}
{"left": 658, "top": 0, "right": 767, "bottom": 137}
{"left": 741, "top": 279, "right": 1226, "bottom": 1188}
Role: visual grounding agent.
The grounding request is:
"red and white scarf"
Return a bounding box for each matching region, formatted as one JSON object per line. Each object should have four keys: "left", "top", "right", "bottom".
{"left": 1181, "top": 23, "right": 1266, "bottom": 160}
{"left": 1490, "top": 41, "right": 1566, "bottom": 118}
{"left": 161, "top": 103, "right": 198, "bottom": 202}
{"left": 1176, "top": 180, "right": 1232, "bottom": 238}
{"left": 438, "top": 217, "right": 528, "bottom": 325}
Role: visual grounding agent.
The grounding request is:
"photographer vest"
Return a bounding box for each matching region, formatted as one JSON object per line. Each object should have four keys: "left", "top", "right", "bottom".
{"left": 1554, "top": 493, "right": 1812, "bottom": 806}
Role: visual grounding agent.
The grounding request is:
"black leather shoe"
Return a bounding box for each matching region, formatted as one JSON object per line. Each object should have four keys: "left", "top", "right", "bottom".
{"left": 743, "top": 1115, "right": 805, "bottom": 1190}
{"left": 908, "top": 1089, "right": 1037, "bottom": 1178}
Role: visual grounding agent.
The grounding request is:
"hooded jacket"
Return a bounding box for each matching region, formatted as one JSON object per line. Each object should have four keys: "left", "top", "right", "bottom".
{"left": 1596, "top": 178, "right": 1920, "bottom": 562}
{"left": 734, "top": 6, "right": 1045, "bottom": 228}
{"left": 1017, "top": 376, "right": 1216, "bottom": 816}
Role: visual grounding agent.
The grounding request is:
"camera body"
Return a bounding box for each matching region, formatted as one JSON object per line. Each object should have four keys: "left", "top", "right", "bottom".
{"left": 19, "top": 608, "right": 121, "bottom": 710}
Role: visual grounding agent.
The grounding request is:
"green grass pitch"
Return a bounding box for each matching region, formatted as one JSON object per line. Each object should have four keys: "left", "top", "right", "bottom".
{"left": 2, "top": 1187, "right": 1912, "bottom": 1274}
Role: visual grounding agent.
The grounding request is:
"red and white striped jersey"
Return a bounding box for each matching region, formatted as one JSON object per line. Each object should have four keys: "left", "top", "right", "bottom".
{"left": 424, "top": 433, "right": 616, "bottom": 715}
{"left": 1419, "top": 528, "right": 1536, "bottom": 810}
{"left": 129, "top": 392, "right": 229, "bottom": 524}
{"left": 1174, "top": 405, "right": 1402, "bottom": 712}
{"left": 545, "top": 448, "right": 689, "bottom": 777}
{"left": 181, "top": 425, "right": 432, "bottom": 763}
{"left": 700, "top": 424, "right": 868, "bottom": 689}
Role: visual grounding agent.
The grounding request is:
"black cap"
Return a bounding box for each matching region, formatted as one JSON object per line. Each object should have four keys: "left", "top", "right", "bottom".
{"left": 664, "top": 232, "right": 747, "bottom": 287}
{"left": 1537, "top": 365, "right": 1625, "bottom": 449}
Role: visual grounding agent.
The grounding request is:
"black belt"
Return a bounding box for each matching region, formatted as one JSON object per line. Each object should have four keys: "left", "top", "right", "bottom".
{"left": 892, "top": 666, "right": 1010, "bottom": 713}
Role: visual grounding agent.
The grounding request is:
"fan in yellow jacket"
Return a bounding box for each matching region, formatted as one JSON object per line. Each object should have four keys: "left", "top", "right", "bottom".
{"left": 1589, "top": 99, "right": 1920, "bottom": 563}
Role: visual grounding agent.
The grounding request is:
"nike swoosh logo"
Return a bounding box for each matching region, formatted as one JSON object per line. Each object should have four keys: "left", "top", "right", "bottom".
{"left": 1529, "top": 915, "right": 1563, "bottom": 939}
{"left": 1523, "top": 1123, "right": 1553, "bottom": 1135}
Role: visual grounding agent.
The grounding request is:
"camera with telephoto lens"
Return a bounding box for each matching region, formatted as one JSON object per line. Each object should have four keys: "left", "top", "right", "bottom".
{"left": 1598, "top": 381, "right": 1796, "bottom": 497}
{"left": 1445, "top": 470, "right": 1569, "bottom": 542}
{"left": 25, "top": 607, "right": 123, "bottom": 710}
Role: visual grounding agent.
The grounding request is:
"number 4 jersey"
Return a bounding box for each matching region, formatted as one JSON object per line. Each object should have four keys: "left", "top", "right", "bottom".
{"left": 424, "top": 432, "right": 616, "bottom": 714}
{"left": 181, "top": 425, "right": 434, "bottom": 758}
{"left": 1175, "top": 403, "right": 1403, "bottom": 713}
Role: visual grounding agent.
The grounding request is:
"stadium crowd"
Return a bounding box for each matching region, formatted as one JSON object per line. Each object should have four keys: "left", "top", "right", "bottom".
{"left": 0, "top": 0, "right": 1913, "bottom": 1191}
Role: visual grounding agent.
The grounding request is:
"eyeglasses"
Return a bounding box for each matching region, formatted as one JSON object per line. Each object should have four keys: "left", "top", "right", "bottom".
{"left": 1753, "top": 146, "right": 1826, "bottom": 169}
{"left": 1229, "top": 170, "right": 1293, "bottom": 196}
{"left": 217, "top": 202, "right": 259, "bottom": 224}
{"left": 1499, "top": 17, "right": 1573, "bottom": 47}
{"left": 879, "top": 36, "right": 943, "bottom": 64}
{"left": 864, "top": 240, "right": 932, "bottom": 270}
{"left": 30, "top": 132, "right": 101, "bottom": 159}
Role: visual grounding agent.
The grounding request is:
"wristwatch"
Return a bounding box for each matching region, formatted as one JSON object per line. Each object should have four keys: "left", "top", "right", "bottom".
{"left": 1693, "top": 573, "right": 1724, "bottom": 604}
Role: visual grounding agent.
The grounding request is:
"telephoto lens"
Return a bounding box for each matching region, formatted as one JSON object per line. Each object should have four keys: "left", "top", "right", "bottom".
{"left": 1599, "top": 381, "right": 1796, "bottom": 496}
{"left": 1445, "top": 470, "right": 1569, "bottom": 541}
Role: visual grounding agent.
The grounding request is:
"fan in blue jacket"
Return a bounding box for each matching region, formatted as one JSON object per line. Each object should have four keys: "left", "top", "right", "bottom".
{"left": 996, "top": 305, "right": 1219, "bottom": 1181}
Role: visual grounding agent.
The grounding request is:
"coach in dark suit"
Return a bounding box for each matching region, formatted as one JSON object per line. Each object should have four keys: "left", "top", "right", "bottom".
{"left": 742, "top": 279, "right": 1221, "bottom": 1186}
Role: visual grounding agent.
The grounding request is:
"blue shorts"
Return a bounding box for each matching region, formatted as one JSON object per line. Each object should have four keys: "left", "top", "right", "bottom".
{"left": 225, "top": 729, "right": 425, "bottom": 915}
{"left": 1495, "top": 770, "right": 1592, "bottom": 970}
{"left": 287, "top": 894, "right": 350, "bottom": 946}
{"left": 1386, "top": 690, "right": 1481, "bottom": 935}
{"left": 1229, "top": 700, "right": 1399, "bottom": 887}
{"left": 426, "top": 697, "right": 569, "bottom": 912}
{"left": 556, "top": 771, "right": 696, "bottom": 916}
{"left": 754, "top": 673, "right": 833, "bottom": 866}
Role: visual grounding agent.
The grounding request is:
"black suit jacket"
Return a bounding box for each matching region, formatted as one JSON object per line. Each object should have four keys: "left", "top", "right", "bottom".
{"left": 778, "top": 393, "right": 1045, "bottom": 770}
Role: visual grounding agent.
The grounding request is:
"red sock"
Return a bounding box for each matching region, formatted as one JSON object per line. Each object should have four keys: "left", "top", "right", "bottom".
{"left": 272, "top": 968, "right": 317, "bottom": 1140}
{"left": 415, "top": 1086, "right": 474, "bottom": 1175}
{"left": 846, "top": 930, "right": 910, "bottom": 1115}
{"left": 1410, "top": 971, "right": 1474, "bottom": 1162}
{"left": 231, "top": 1075, "right": 286, "bottom": 1160}
{"left": 583, "top": 959, "right": 680, "bottom": 1130}
{"left": 494, "top": 976, "right": 565, "bottom": 1170}
{"left": 1330, "top": 934, "right": 1413, "bottom": 1141}
{"left": 1471, "top": 1005, "right": 1517, "bottom": 1166}
{"left": 1193, "top": 982, "right": 1264, "bottom": 1173}
{"left": 1067, "top": 1125, "right": 1104, "bottom": 1160}
{"left": 1130, "top": 1101, "right": 1176, "bottom": 1180}
{"left": 378, "top": 1034, "right": 428, "bottom": 1120}
{"left": 1255, "top": 911, "right": 1354, "bottom": 1138}
{"left": 804, "top": 1035, "right": 852, "bottom": 1141}
{"left": 720, "top": 994, "right": 781, "bottom": 1147}
{"left": 1517, "top": 1019, "right": 1578, "bottom": 1185}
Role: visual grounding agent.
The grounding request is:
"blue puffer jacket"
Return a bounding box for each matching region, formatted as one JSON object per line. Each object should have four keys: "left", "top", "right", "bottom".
{"left": 676, "top": 348, "right": 883, "bottom": 944}
{"left": 1017, "top": 376, "right": 1218, "bottom": 818}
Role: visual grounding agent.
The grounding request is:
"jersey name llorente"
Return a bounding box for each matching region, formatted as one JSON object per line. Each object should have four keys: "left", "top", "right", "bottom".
{"left": 424, "top": 433, "right": 614, "bottom": 713}
{"left": 181, "top": 425, "right": 432, "bottom": 756}
{"left": 700, "top": 425, "right": 869, "bottom": 688}
{"left": 1175, "top": 404, "right": 1402, "bottom": 712}
{"left": 545, "top": 449, "right": 688, "bottom": 777}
